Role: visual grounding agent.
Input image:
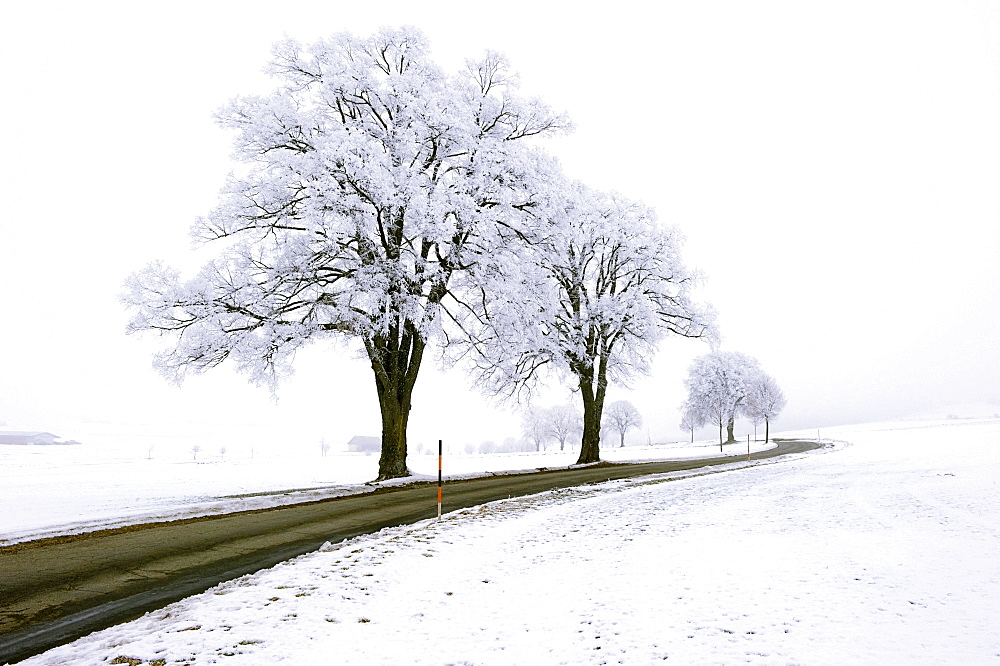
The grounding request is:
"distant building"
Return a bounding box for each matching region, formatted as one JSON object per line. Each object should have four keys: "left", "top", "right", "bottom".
{"left": 347, "top": 435, "right": 381, "bottom": 453}
{"left": 0, "top": 431, "right": 60, "bottom": 445}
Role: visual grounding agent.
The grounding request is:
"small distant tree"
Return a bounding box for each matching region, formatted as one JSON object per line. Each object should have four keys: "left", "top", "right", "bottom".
{"left": 600, "top": 422, "right": 616, "bottom": 446}
{"left": 742, "top": 373, "right": 787, "bottom": 443}
{"left": 603, "top": 400, "right": 643, "bottom": 448}
{"left": 546, "top": 404, "right": 582, "bottom": 452}
{"left": 747, "top": 413, "right": 762, "bottom": 441}
{"left": 521, "top": 405, "right": 551, "bottom": 452}
{"left": 191, "top": 444, "right": 202, "bottom": 460}
{"left": 219, "top": 446, "right": 227, "bottom": 461}
{"left": 146, "top": 444, "right": 155, "bottom": 460}
{"left": 679, "top": 402, "right": 706, "bottom": 444}
{"left": 320, "top": 438, "right": 331, "bottom": 458}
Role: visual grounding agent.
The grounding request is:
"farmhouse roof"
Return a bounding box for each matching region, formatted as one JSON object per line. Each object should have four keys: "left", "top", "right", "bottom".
{"left": 347, "top": 435, "right": 381, "bottom": 451}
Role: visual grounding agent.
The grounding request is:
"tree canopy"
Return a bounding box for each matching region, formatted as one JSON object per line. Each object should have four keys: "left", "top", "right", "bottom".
{"left": 124, "top": 27, "right": 716, "bottom": 478}
{"left": 123, "top": 27, "right": 567, "bottom": 480}
{"left": 460, "top": 181, "right": 714, "bottom": 464}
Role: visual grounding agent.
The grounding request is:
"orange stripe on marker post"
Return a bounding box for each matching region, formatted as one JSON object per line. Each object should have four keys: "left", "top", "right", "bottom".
{"left": 437, "top": 439, "right": 443, "bottom": 519}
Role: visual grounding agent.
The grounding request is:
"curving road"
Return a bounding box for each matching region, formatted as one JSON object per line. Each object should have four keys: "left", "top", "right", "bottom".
{"left": 0, "top": 439, "right": 820, "bottom": 663}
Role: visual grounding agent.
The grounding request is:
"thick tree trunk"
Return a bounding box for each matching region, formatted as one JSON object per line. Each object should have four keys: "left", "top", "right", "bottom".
{"left": 765, "top": 418, "right": 770, "bottom": 444}
{"left": 726, "top": 416, "right": 737, "bottom": 443}
{"left": 619, "top": 431, "right": 625, "bottom": 448}
{"left": 576, "top": 365, "right": 607, "bottom": 465}
{"left": 376, "top": 387, "right": 411, "bottom": 480}
{"left": 577, "top": 393, "right": 602, "bottom": 464}
{"left": 367, "top": 326, "right": 424, "bottom": 481}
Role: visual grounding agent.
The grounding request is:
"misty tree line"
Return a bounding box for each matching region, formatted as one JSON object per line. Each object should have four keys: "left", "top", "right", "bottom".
{"left": 521, "top": 399, "right": 644, "bottom": 452}
{"left": 124, "top": 27, "right": 720, "bottom": 480}
{"left": 681, "top": 350, "right": 787, "bottom": 449}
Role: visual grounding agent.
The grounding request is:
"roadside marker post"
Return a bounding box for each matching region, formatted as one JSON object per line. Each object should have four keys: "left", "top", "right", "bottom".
{"left": 747, "top": 434, "right": 751, "bottom": 461}
{"left": 437, "top": 439, "right": 443, "bottom": 520}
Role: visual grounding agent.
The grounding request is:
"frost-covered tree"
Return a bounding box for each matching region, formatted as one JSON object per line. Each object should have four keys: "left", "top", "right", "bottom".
{"left": 684, "top": 351, "right": 761, "bottom": 449}
{"left": 521, "top": 404, "right": 551, "bottom": 452}
{"left": 603, "top": 399, "right": 643, "bottom": 447}
{"left": 742, "top": 372, "right": 787, "bottom": 443}
{"left": 546, "top": 403, "right": 582, "bottom": 451}
{"left": 123, "top": 28, "right": 567, "bottom": 481}
{"left": 679, "top": 401, "right": 706, "bottom": 443}
{"left": 460, "top": 181, "right": 713, "bottom": 465}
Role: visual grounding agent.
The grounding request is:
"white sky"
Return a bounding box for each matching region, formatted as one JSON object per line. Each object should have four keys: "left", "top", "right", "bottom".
{"left": 1, "top": 0, "right": 998, "bottom": 450}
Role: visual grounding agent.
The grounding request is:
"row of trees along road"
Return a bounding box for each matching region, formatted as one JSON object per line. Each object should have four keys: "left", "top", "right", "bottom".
{"left": 681, "top": 351, "right": 787, "bottom": 450}
{"left": 521, "top": 400, "right": 643, "bottom": 452}
{"left": 123, "top": 28, "right": 714, "bottom": 480}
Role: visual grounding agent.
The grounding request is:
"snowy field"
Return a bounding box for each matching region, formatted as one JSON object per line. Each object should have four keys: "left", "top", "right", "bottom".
{"left": 9, "top": 418, "right": 1000, "bottom": 664}
{"left": 0, "top": 432, "right": 775, "bottom": 546}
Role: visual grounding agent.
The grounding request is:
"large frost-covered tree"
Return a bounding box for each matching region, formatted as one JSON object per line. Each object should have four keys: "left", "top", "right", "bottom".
{"left": 683, "top": 350, "right": 761, "bottom": 449}
{"left": 460, "top": 181, "right": 714, "bottom": 465}
{"left": 603, "top": 399, "right": 643, "bottom": 447}
{"left": 742, "top": 372, "right": 787, "bottom": 443}
{"left": 122, "top": 28, "right": 567, "bottom": 480}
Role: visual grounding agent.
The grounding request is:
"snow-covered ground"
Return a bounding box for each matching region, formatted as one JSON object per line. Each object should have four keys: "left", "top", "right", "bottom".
{"left": 10, "top": 418, "right": 1000, "bottom": 664}
{"left": 0, "top": 434, "right": 774, "bottom": 546}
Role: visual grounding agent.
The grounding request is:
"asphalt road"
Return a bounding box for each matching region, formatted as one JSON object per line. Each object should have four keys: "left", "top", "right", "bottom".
{"left": 0, "top": 439, "right": 820, "bottom": 663}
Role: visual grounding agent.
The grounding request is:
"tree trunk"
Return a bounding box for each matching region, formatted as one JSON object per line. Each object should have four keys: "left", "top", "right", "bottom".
{"left": 690, "top": 427, "right": 694, "bottom": 444}
{"left": 726, "top": 416, "right": 736, "bottom": 443}
{"left": 719, "top": 421, "right": 723, "bottom": 452}
{"left": 367, "top": 326, "right": 424, "bottom": 481}
{"left": 765, "top": 418, "right": 770, "bottom": 444}
{"left": 577, "top": 392, "right": 602, "bottom": 464}
{"left": 619, "top": 430, "right": 625, "bottom": 448}
{"left": 576, "top": 368, "right": 606, "bottom": 465}
{"left": 375, "top": 387, "right": 411, "bottom": 480}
